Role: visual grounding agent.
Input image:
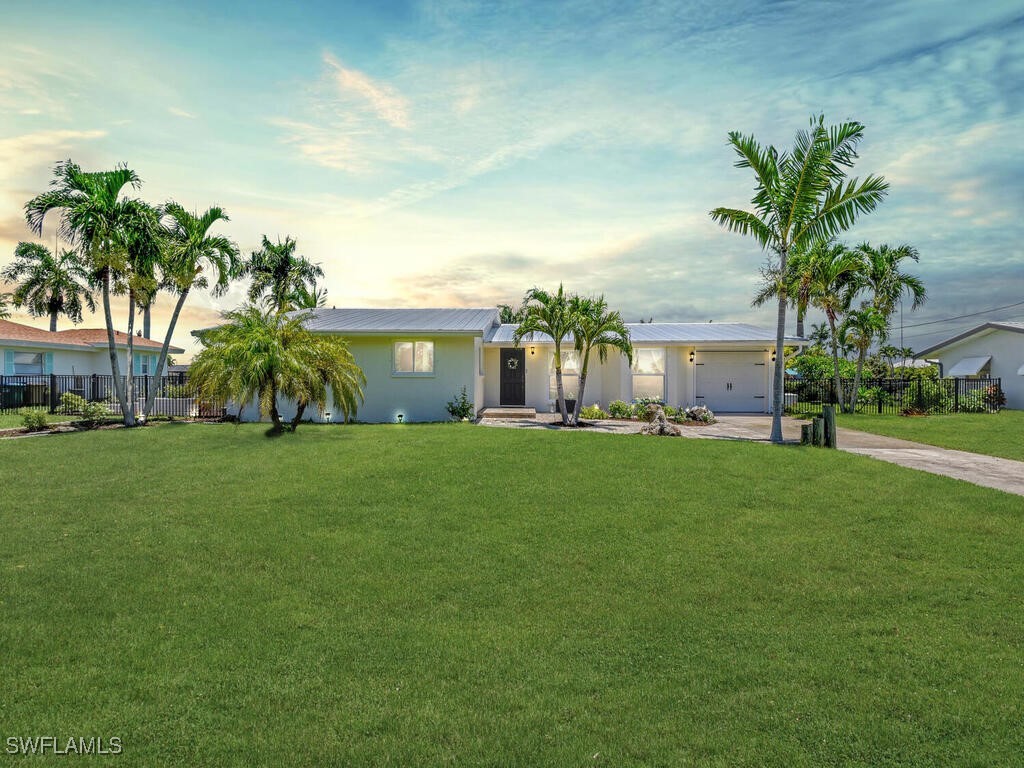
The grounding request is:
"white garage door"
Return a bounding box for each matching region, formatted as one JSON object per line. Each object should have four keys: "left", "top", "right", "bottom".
{"left": 695, "top": 351, "right": 768, "bottom": 412}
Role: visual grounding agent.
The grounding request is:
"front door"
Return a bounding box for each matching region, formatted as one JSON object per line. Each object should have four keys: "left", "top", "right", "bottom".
{"left": 500, "top": 348, "right": 526, "bottom": 406}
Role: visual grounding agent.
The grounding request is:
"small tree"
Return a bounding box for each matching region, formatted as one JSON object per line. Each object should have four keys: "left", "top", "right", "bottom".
{"left": 569, "top": 295, "right": 632, "bottom": 425}
{"left": 840, "top": 306, "right": 888, "bottom": 412}
{"left": 513, "top": 285, "right": 577, "bottom": 425}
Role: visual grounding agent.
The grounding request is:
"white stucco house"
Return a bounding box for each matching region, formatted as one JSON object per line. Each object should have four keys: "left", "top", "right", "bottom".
{"left": 233, "top": 307, "right": 803, "bottom": 423}
{"left": 1, "top": 318, "right": 183, "bottom": 408}
{"left": 916, "top": 320, "right": 1024, "bottom": 409}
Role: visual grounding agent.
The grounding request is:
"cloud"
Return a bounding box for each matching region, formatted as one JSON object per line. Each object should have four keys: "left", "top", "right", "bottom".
{"left": 322, "top": 52, "right": 410, "bottom": 129}
{"left": 168, "top": 107, "right": 195, "bottom": 119}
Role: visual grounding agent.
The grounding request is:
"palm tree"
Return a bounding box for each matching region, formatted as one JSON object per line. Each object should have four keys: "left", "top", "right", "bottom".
{"left": 498, "top": 303, "right": 525, "bottom": 324}
{"left": 807, "top": 321, "right": 831, "bottom": 351}
{"left": 854, "top": 242, "right": 926, "bottom": 323}
{"left": 753, "top": 238, "right": 834, "bottom": 338}
{"left": 0, "top": 293, "right": 11, "bottom": 319}
{"left": 710, "top": 115, "right": 889, "bottom": 442}
{"left": 24, "top": 160, "right": 155, "bottom": 425}
{"left": 2, "top": 242, "right": 95, "bottom": 331}
{"left": 841, "top": 306, "right": 888, "bottom": 411}
{"left": 569, "top": 295, "right": 632, "bottom": 425}
{"left": 291, "top": 280, "right": 328, "bottom": 309}
{"left": 189, "top": 306, "right": 364, "bottom": 433}
{"left": 143, "top": 203, "right": 240, "bottom": 419}
{"left": 244, "top": 235, "right": 324, "bottom": 312}
{"left": 806, "top": 242, "right": 864, "bottom": 411}
{"left": 513, "top": 285, "right": 577, "bottom": 426}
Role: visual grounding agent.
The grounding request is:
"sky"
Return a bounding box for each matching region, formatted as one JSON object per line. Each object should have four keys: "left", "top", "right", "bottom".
{"left": 1, "top": 0, "right": 1022, "bottom": 358}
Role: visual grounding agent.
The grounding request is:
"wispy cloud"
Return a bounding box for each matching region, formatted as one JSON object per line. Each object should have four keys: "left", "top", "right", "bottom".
{"left": 322, "top": 52, "right": 410, "bottom": 129}
{"left": 168, "top": 106, "right": 196, "bottom": 119}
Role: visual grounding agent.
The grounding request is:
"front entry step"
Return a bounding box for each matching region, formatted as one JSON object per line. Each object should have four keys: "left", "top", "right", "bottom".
{"left": 478, "top": 407, "right": 536, "bottom": 420}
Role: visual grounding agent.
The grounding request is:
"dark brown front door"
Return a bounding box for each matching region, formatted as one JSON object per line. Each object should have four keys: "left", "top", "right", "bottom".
{"left": 500, "top": 348, "right": 526, "bottom": 405}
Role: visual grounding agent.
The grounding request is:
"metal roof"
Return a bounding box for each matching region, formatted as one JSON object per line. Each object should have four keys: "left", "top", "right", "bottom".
{"left": 485, "top": 322, "right": 799, "bottom": 345}
{"left": 916, "top": 321, "right": 1024, "bottom": 357}
{"left": 299, "top": 308, "right": 499, "bottom": 335}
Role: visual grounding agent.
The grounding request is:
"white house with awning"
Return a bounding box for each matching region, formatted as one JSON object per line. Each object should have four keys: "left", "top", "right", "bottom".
{"left": 917, "top": 320, "right": 1024, "bottom": 409}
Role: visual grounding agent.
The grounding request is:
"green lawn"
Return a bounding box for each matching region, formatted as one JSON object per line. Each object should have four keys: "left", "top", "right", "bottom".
{"left": 0, "top": 410, "right": 77, "bottom": 429}
{"left": 836, "top": 410, "right": 1024, "bottom": 461}
{"left": 2, "top": 424, "right": 1022, "bottom": 766}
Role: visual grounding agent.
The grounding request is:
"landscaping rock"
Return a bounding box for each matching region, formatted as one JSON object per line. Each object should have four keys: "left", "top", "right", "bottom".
{"left": 640, "top": 405, "right": 681, "bottom": 436}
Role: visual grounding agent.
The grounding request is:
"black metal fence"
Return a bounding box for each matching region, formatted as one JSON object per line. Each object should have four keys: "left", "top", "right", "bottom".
{"left": 0, "top": 373, "right": 224, "bottom": 419}
{"left": 784, "top": 377, "right": 1004, "bottom": 415}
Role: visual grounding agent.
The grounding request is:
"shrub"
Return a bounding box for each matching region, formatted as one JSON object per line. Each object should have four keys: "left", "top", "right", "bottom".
{"left": 984, "top": 384, "right": 1006, "bottom": 411}
{"left": 445, "top": 386, "right": 475, "bottom": 421}
{"left": 958, "top": 390, "right": 987, "bottom": 413}
{"left": 22, "top": 410, "right": 49, "bottom": 431}
{"left": 59, "top": 391, "right": 88, "bottom": 415}
{"left": 579, "top": 403, "right": 609, "bottom": 420}
{"left": 608, "top": 400, "right": 632, "bottom": 419}
{"left": 789, "top": 352, "right": 856, "bottom": 381}
{"left": 631, "top": 397, "right": 664, "bottom": 419}
{"left": 162, "top": 384, "right": 194, "bottom": 398}
{"left": 662, "top": 405, "right": 677, "bottom": 418}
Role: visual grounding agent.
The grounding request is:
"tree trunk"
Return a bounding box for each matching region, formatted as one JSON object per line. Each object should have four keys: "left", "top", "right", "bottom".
{"left": 291, "top": 401, "right": 307, "bottom": 431}
{"left": 268, "top": 385, "right": 284, "bottom": 432}
{"left": 850, "top": 350, "right": 866, "bottom": 412}
{"left": 827, "top": 314, "right": 844, "bottom": 413}
{"left": 769, "top": 247, "right": 788, "bottom": 444}
{"left": 145, "top": 289, "right": 189, "bottom": 419}
{"left": 572, "top": 351, "right": 591, "bottom": 425}
{"left": 49, "top": 310, "right": 58, "bottom": 332}
{"left": 125, "top": 289, "right": 137, "bottom": 426}
{"left": 143, "top": 301, "right": 152, "bottom": 339}
{"left": 101, "top": 270, "right": 130, "bottom": 423}
{"left": 553, "top": 345, "right": 569, "bottom": 426}
{"left": 795, "top": 306, "right": 805, "bottom": 339}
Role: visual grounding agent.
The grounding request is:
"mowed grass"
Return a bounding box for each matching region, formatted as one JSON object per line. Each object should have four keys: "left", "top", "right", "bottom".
{"left": 0, "top": 410, "right": 77, "bottom": 429}
{"left": 837, "top": 409, "right": 1024, "bottom": 461}
{"left": 2, "top": 424, "right": 1022, "bottom": 766}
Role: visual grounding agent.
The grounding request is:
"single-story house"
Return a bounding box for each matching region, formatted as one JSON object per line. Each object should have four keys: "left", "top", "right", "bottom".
{"left": 1, "top": 318, "right": 183, "bottom": 407}
{"left": 916, "top": 320, "right": 1024, "bottom": 409}
{"left": 225, "top": 308, "right": 803, "bottom": 423}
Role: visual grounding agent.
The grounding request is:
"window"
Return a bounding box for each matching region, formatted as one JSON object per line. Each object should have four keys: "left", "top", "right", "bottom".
{"left": 549, "top": 350, "right": 580, "bottom": 399}
{"left": 393, "top": 341, "right": 434, "bottom": 374}
{"left": 13, "top": 352, "right": 43, "bottom": 375}
{"left": 632, "top": 347, "right": 666, "bottom": 401}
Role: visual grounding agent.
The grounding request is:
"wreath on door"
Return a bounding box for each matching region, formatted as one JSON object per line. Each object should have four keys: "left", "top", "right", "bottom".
{"left": 507, "top": 357, "right": 520, "bottom": 371}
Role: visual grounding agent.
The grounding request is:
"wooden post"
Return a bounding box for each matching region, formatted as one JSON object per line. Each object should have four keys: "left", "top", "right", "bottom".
{"left": 812, "top": 417, "right": 824, "bottom": 447}
{"left": 822, "top": 405, "right": 837, "bottom": 448}
{"left": 801, "top": 423, "right": 813, "bottom": 445}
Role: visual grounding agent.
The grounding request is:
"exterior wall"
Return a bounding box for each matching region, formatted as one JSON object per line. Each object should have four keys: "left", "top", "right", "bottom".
{"left": 0, "top": 345, "right": 162, "bottom": 377}
{"left": 932, "top": 330, "right": 1024, "bottom": 409}
{"left": 252, "top": 334, "right": 481, "bottom": 424}
{"left": 482, "top": 344, "right": 773, "bottom": 413}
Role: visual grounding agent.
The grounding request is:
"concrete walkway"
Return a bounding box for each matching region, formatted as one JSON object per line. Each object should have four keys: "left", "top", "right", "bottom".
{"left": 478, "top": 413, "right": 1024, "bottom": 497}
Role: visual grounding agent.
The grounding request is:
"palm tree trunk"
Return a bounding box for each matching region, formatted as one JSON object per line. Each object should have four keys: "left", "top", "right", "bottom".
{"left": 268, "top": 386, "right": 284, "bottom": 432}
{"left": 49, "top": 310, "right": 58, "bottom": 332}
{"left": 125, "top": 289, "right": 137, "bottom": 426}
{"left": 145, "top": 288, "right": 189, "bottom": 418}
{"left": 827, "top": 314, "right": 844, "bottom": 413}
{"left": 100, "top": 269, "right": 130, "bottom": 422}
{"left": 851, "top": 349, "right": 867, "bottom": 411}
{"left": 291, "top": 401, "right": 307, "bottom": 431}
{"left": 573, "top": 353, "right": 590, "bottom": 425}
{"left": 770, "top": 288, "right": 786, "bottom": 444}
{"left": 795, "top": 306, "right": 805, "bottom": 339}
{"left": 553, "top": 345, "right": 569, "bottom": 426}
{"left": 143, "top": 301, "right": 152, "bottom": 339}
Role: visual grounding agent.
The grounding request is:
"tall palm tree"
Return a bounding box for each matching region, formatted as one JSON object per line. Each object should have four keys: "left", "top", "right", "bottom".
{"left": 513, "top": 285, "right": 577, "bottom": 426}
{"left": 290, "top": 280, "right": 328, "bottom": 309}
{"left": 24, "top": 160, "right": 155, "bottom": 425}
{"left": 189, "top": 306, "right": 364, "bottom": 433}
{"left": 143, "top": 203, "right": 240, "bottom": 419}
{"left": 569, "top": 295, "right": 632, "bottom": 425}
{"left": 841, "top": 306, "right": 888, "bottom": 411}
{"left": 2, "top": 242, "right": 95, "bottom": 331}
{"left": 244, "top": 235, "right": 324, "bottom": 312}
{"left": 710, "top": 115, "right": 889, "bottom": 442}
{"left": 753, "top": 238, "right": 834, "bottom": 338}
{"left": 806, "top": 242, "right": 864, "bottom": 411}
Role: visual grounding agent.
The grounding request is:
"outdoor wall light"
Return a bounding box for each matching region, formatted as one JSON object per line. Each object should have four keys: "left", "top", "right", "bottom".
{"left": 771, "top": 350, "right": 777, "bottom": 363}
{"left": 688, "top": 351, "right": 695, "bottom": 363}
{"left": 396, "top": 413, "right": 404, "bottom": 423}
{"left": 529, "top": 346, "right": 536, "bottom": 356}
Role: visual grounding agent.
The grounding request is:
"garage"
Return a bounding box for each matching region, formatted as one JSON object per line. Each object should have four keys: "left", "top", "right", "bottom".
{"left": 694, "top": 351, "right": 768, "bottom": 412}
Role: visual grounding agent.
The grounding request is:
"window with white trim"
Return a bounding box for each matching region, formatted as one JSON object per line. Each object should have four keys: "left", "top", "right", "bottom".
{"left": 632, "top": 347, "right": 666, "bottom": 401}
{"left": 13, "top": 352, "right": 43, "bottom": 375}
{"left": 549, "top": 350, "right": 580, "bottom": 399}
{"left": 393, "top": 341, "right": 434, "bottom": 374}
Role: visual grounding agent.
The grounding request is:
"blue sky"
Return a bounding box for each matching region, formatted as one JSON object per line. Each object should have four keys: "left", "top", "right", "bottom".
{"left": 1, "top": 0, "right": 1022, "bottom": 355}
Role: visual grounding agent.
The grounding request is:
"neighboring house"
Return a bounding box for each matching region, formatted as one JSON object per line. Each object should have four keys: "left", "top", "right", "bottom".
{"left": 220, "top": 308, "right": 803, "bottom": 423}
{"left": 916, "top": 320, "right": 1024, "bottom": 409}
{"left": 1, "top": 318, "right": 183, "bottom": 407}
